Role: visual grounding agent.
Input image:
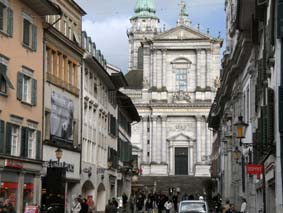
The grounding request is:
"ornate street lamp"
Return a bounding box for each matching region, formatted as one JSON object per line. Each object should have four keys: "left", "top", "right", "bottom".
{"left": 55, "top": 148, "right": 63, "bottom": 163}
{"left": 234, "top": 115, "right": 248, "bottom": 146}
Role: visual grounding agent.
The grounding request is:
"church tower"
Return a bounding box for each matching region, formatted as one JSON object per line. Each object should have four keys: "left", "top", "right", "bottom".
{"left": 128, "top": 0, "right": 159, "bottom": 71}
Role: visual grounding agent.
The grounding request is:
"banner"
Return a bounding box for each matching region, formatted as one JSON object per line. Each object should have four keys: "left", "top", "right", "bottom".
{"left": 246, "top": 164, "right": 263, "bottom": 178}
{"left": 51, "top": 92, "right": 74, "bottom": 141}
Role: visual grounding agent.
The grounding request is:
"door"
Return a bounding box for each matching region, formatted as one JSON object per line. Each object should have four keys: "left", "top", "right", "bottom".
{"left": 175, "top": 147, "right": 188, "bottom": 175}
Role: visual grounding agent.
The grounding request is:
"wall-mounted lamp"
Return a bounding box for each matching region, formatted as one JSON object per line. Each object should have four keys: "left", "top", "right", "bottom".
{"left": 234, "top": 115, "right": 248, "bottom": 146}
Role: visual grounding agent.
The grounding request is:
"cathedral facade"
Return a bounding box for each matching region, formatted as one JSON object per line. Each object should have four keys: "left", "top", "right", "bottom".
{"left": 124, "top": 0, "right": 222, "bottom": 177}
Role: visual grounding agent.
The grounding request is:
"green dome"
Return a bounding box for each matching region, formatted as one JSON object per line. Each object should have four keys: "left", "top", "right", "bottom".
{"left": 131, "top": 0, "right": 158, "bottom": 20}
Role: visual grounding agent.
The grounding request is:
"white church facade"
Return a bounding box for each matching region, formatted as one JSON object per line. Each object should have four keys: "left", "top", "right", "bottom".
{"left": 124, "top": 0, "right": 222, "bottom": 177}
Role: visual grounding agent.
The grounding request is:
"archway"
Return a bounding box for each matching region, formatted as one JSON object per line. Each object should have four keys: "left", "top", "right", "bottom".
{"left": 96, "top": 183, "right": 106, "bottom": 212}
{"left": 82, "top": 180, "right": 95, "bottom": 199}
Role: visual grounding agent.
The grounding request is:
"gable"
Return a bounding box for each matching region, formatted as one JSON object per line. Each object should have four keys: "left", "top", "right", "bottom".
{"left": 167, "top": 133, "right": 195, "bottom": 141}
{"left": 154, "top": 26, "right": 212, "bottom": 41}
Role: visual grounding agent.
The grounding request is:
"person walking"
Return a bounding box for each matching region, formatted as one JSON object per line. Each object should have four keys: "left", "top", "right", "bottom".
{"left": 80, "top": 198, "right": 89, "bottom": 213}
{"left": 87, "top": 196, "right": 95, "bottom": 213}
{"left": 164, "top": 199, "right": 173, "bottom": 213}
{"left": 222, "top": 200, "right": 230, "bottom": 213}
{"left": 145, "top": 198, "right": 153, "bottom": 213}
{"left": 72, "top": 198, "right": 82, "bottom": 213}
{"left": 240, "top": 198, "right": 248, "bottom": 213}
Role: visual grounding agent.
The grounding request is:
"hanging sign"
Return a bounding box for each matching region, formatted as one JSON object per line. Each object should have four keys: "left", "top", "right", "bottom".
{"left": 246, "top": 164, "right": 263, "bottom": 178}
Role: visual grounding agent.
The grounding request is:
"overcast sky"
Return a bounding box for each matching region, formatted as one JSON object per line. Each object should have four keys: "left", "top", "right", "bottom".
{"left": 76, "top": 0, "right": 226, "bottom": 72}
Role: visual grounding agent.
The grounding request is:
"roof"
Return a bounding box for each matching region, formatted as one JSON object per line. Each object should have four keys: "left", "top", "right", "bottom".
{"left": 131, "top": 0, "right": 159, "bottom": 20}
{"left": 125, "top": 70, "right": 143, "bottom": 89}
{"left": 110, "top": 72, "right": 128, "bottom": 89}
{"left": 117, "top": 91, "right": 140, "bottom": 122}
{"left": 69, "top": 0, "right": 87, "bottom": 15}
{"left": 21, "top": 0, "right": 61, "bottom": 16}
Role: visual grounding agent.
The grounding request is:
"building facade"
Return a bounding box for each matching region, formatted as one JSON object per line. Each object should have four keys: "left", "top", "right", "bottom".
{"left": 124, "top": 0, "right": 222, "bottom": 177}
{"left": 41, "top": 0, "right": 85, "bottom": 211}
{"left": 0, "top": 0, "right": 59, "bottom": 212}
{"left": 208, "top": 0, "right": 283, "bottom": 212}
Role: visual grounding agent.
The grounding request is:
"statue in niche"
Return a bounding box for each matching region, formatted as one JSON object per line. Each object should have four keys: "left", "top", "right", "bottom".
{"left": 143, "top": 78, "right": 150, "bottom": 88}
{"left": 172, "top": 91, "right": 191, "bottom": 103}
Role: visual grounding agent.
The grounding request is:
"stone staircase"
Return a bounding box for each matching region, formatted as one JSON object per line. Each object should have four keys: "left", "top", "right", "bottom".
{"left": 133, "top": 176, "right": 211, "bottom": 195}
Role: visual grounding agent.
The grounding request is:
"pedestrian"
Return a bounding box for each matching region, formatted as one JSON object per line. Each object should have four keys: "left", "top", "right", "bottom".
{"left": 129, "top": 195, "right": 135, "bottom": 213}
{"left": 87, "top": 196, "right": 95, "bottom": 213}
{"left": 2, "top": 199, "right": 15, "bottom": 213}
{"left": 222, "top": 200, "right": 230, "bottom": 213}
{"left": 136, "top": 194, "right": 144, "bottom": 212}
{"left": 112, "top": 198, "right": 118, "bottom": 209}
{"left": 172, "top": 193, "right": 178, "bottom": 212}
{"left": 164, "top": 199, "right": 173, "bottom": 213}
{"left": 145, "top": 198, "right": 153, "bottom": 213}
{"left": 122, "top": 192, "right": 128, "bottom": 209}
{"left": 80, "top": 198, "right": 89, "bottom": 213}
{"left": 240, "top": 198, "right": 247, "bottom": 213}
{"left": 105, "top": 200, "right": 113, "bottom": 213}
{"left": 71, "top": 198, "right": 81, "bottom": 213}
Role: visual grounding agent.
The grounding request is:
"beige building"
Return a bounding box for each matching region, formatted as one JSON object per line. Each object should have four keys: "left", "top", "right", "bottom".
{"left": 0, "top": 0, "right": 59, "bottom": 212}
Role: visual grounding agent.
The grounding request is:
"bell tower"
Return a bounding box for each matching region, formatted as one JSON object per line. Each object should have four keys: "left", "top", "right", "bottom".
{"left": 128, "top": 0, "right": 159, "bottom": 71}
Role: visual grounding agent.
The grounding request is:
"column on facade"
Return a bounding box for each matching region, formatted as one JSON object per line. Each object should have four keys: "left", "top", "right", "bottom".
{"left": 151, "top": 116, "right": 158, "bottom": 162}
{"left": 196, "top": 116, "right": 202, "bottom": 162}
{"left": 64, "top": 57, "right": 68, "bottom": 83}
{"left": 161, "top": 116, "right": 167, "bottom": 163}
{"left": 202, "top": 117, "right": 208, "bottom": 158}
{"left": 162, "top": 49, "right": 167, "bottom": 88}
{"left": 58, "top": 53, "right": 63, "bottom": 80}
{"left": 156, "top": 50, "right": 162, "bottom": 89}
{"left": 156, "top": 116, "right": 162, "bottom": 163}
{"left": 206, "top": 49, "right": 212, "bottom": 88}
{"left": 142, "top": 116, "right": 148, "bottom": 163}
{"left": 128, "top": 40, "right": 133, "bottom": 70}
{"left": 200, "top": 50, "right": 206, "bottom": 88}
{"left": 144, "top": 44, "right": 151, "bottom": 88}
{"left": 153, "top": 50, "right": 157, "bottom": 87}
{"left": 196, "top": 49, "right": 201, "bottom": 88}
{"left": 47, "top": 48, "right": 52, "bottom": 73}
{"left": 189, "top": 146, "right": 194, "bottom": 174}
{"left": 169, "top": 143, "right": 174, "bottom": 175}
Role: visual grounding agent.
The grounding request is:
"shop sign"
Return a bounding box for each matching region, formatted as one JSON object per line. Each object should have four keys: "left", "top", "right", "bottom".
{"left": 5, "top": 159, "right": 23, "bottom": 169}
{"left": 246, "top": 164, "right": 263, "bottom": 178}
{"left": 24, "top": 206, "right": 39, "bottom": 213}
{"left": 45, "top": 160, "right": 74, "bottom": 173}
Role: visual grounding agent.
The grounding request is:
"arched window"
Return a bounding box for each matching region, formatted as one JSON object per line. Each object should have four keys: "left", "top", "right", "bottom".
{"left": 171, "top": 57, "right": 192, "bottom": 91}
{"left": 137, "top": 47, "right": 144, "bottom": 70}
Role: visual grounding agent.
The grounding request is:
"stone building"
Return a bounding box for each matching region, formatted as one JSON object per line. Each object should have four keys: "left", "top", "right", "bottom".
{"left": 124, "top": 0, "right": 222, "bottom": 179}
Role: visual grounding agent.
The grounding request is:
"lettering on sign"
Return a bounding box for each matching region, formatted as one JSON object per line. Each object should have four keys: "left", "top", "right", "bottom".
{"left": 45, "top": 160, "right": 74, "bottom": 173}
{"left": 246, "top": 164, "right": 263, "bottom": 179}
{"left": 5, "top": 159, "right": 23, "bottom": 169}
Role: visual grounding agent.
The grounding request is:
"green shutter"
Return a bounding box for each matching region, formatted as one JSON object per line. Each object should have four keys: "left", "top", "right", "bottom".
{"left": 23, "top": 19, "right": 30, "bottom": 46}
{"left": 31, "top": 79, "right": 37, "bottom": 106}
{"left": 267, "top": 89, "right": 274, "bottom": 144}
{"left": 36, "top": 131, "right": 41, "bottom": 160}
{"left": 31, "top": 24, "right": 37, "bottom": 51}
{"left": 261, "top": 106, "right": 268, "bottom": 144}
{"left": 277, "top": 0, "right": 283, "bottom": 38}
{"left": 0, "top": 4, "right": 3, "bottom": 30}
{"left": 279, "top": 87, "right": 283, "bottom": 132}
{"left": 5, "top": 122, "right": 12, "bottom": 155}
{"left": 17, "top": 72, "right": 23, "bottom": 100}
{"left": 0, "top": 120, "right": 4, "bottom": 153}
{"left": 21, "top": 127, "right": 28, "bottom": 158}
{"left": 7, "top": 8, "right": 13, "bottom": 37}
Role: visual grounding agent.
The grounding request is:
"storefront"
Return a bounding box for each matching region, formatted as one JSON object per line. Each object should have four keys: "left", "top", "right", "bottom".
{"left": 0, "top": 158, "right": 41, "bottom": 212}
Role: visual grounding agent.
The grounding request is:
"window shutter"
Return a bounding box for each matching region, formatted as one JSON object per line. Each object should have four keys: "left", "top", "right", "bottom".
{"left": 267, "top": 88, "right": 274, "bottom": 144}
{"left": 17, "top": 72, "right": 23, "bottom": 100}
{"left": 277, "top": 0, "right": 283, "bottom": 38}
{"left": 7, "top": 8, "right": 13, "bottom": 37}
{"left": 0, "top": 120, "right": 5, "bottom": 154}
{"left": 279, "top": 86, "right": 283, "bottom": 133}
{"left": 23, "top": 19, "right": 30, "bottom": 45}
{"left": 36, "top": 131, "right": 41, "bottom": 160}
{"left": 261, "top": 106, "right": 268, "bottom": 144}
{"left": 32, "top": 24, "right": 37, "bottom": 51}
{"left": 0, "top": 4, "right": 3, "bottom": 30}
{"left": 5, "top": 122, "right": 12, "bottom": 155}
{"left": 21, "top": 127, "right": 28, "bottom": 158}
{"left": 31, "top": 79, "right": 37, "bottom": 106}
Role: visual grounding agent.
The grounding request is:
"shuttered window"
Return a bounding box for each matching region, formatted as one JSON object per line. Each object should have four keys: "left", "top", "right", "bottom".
{"left": 17, "top": 71, "right": 37, "bottom": 106}
{"left": 108, "top": 113, "right": 117, "bottom": 137}
{"left": 0, "top": 120, "right": 4, "bottom": 153}
{"left": 0, "top": 1, "right": 13, "bottom": 37}
{"left": 5, "top": 123, "right": 20, "bottom": 156}
{"left": 22, "top": 17, "right": 37, "bottom": 51}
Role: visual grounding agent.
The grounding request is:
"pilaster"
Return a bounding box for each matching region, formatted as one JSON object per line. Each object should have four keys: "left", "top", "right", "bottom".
{"left": 151, "top": 116, "right": 158, "bottom": 162}
{"left": 196, "top": 116, "right": 202, "bottom": 162}
{"left": 161, "top": 116, "right": 167, "bottom": 163}
{"left": 162, "top": 49, "right": 167, "bottom": 87}
{"left": 142, "top": 116, "right": 148, "bottom": 163}
{"left": 156, "top": 116, "right": 162, "bottom": 163}
{"left": 196, "top": 49, "right": 201, "bottom": 88}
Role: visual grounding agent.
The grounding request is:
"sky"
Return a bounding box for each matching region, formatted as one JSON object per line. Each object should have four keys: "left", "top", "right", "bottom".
{"left": 76, "top": 0, "right": 226, "bottom": 72}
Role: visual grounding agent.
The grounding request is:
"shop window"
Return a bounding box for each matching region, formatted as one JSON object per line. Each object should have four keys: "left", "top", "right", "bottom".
{"left": 0, "top": 0, "right": 13, "bottom": 37}
{"left": 23, "top": 175, "right": 34, "bottom": 211}
{"left": 0, "top": 172, "right": 18, "bottom": 209}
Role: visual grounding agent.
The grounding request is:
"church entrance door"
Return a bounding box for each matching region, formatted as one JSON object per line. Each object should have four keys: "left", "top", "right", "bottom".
{"left": 175, "top": 147, "right": 188, "bottom": 175}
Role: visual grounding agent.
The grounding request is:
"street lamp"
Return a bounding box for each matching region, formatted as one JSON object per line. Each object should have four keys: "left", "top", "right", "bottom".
{"left": 233, "top": 146, "right": 241, "bottom": 164}
{"left": 55, "top": 148, "right": 63, "bottom": 163}
{"left": 234, "top": 115, "right": 248, "bottom": 146}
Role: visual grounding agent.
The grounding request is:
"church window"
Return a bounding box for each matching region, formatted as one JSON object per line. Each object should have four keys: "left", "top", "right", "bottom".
{"left": 176, "top": 69, "right": 187, "bottom": 91}
{"left": 147, "top": 152, "right": 150, "bottom": 157}
{"left": 137, "top": 47, "right": 143, "bottom": 70}
{"left": 147, "top": 140, "right": 150, "bottom": 144}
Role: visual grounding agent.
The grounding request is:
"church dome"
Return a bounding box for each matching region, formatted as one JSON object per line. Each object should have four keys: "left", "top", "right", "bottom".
{"left": 131, "top": 0, "right": 158, "bottom": 20}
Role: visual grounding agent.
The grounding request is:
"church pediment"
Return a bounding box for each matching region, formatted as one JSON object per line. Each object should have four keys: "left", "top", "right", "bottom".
{"left": 167, "top": 133, "right": 195, "bottom": 141}
{"left": 154, "top": 25, "right": 213, "bottom": 41}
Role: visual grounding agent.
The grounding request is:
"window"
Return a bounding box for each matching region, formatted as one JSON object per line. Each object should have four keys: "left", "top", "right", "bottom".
{"left": 11, "top": 125, "right": 20, "bottom": 156}
{"left": 0, "top": 1, "right": 13, "bottom": 37}
{"left": 0, "top": 58, "right": 13, "bottom": 95}
{"left": 147, "top": 140, "right": 150, "bottom": 144}
{"left": 137, "top": 47, "right": 143, "bottom": 70}
{"left": 176, "top": 69, "right": 187, "bottom": 91}
{"left": 27, "top": 129, "right": 36, "bottom": 158}
{"left": 22, "top": 16, "right": 37, "bottom": 51}
{"left": 68, "top": 62, "right": 73, "bottom": 84}
{"left": 17, "top": 70, "right": 37, "bottom": 106}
